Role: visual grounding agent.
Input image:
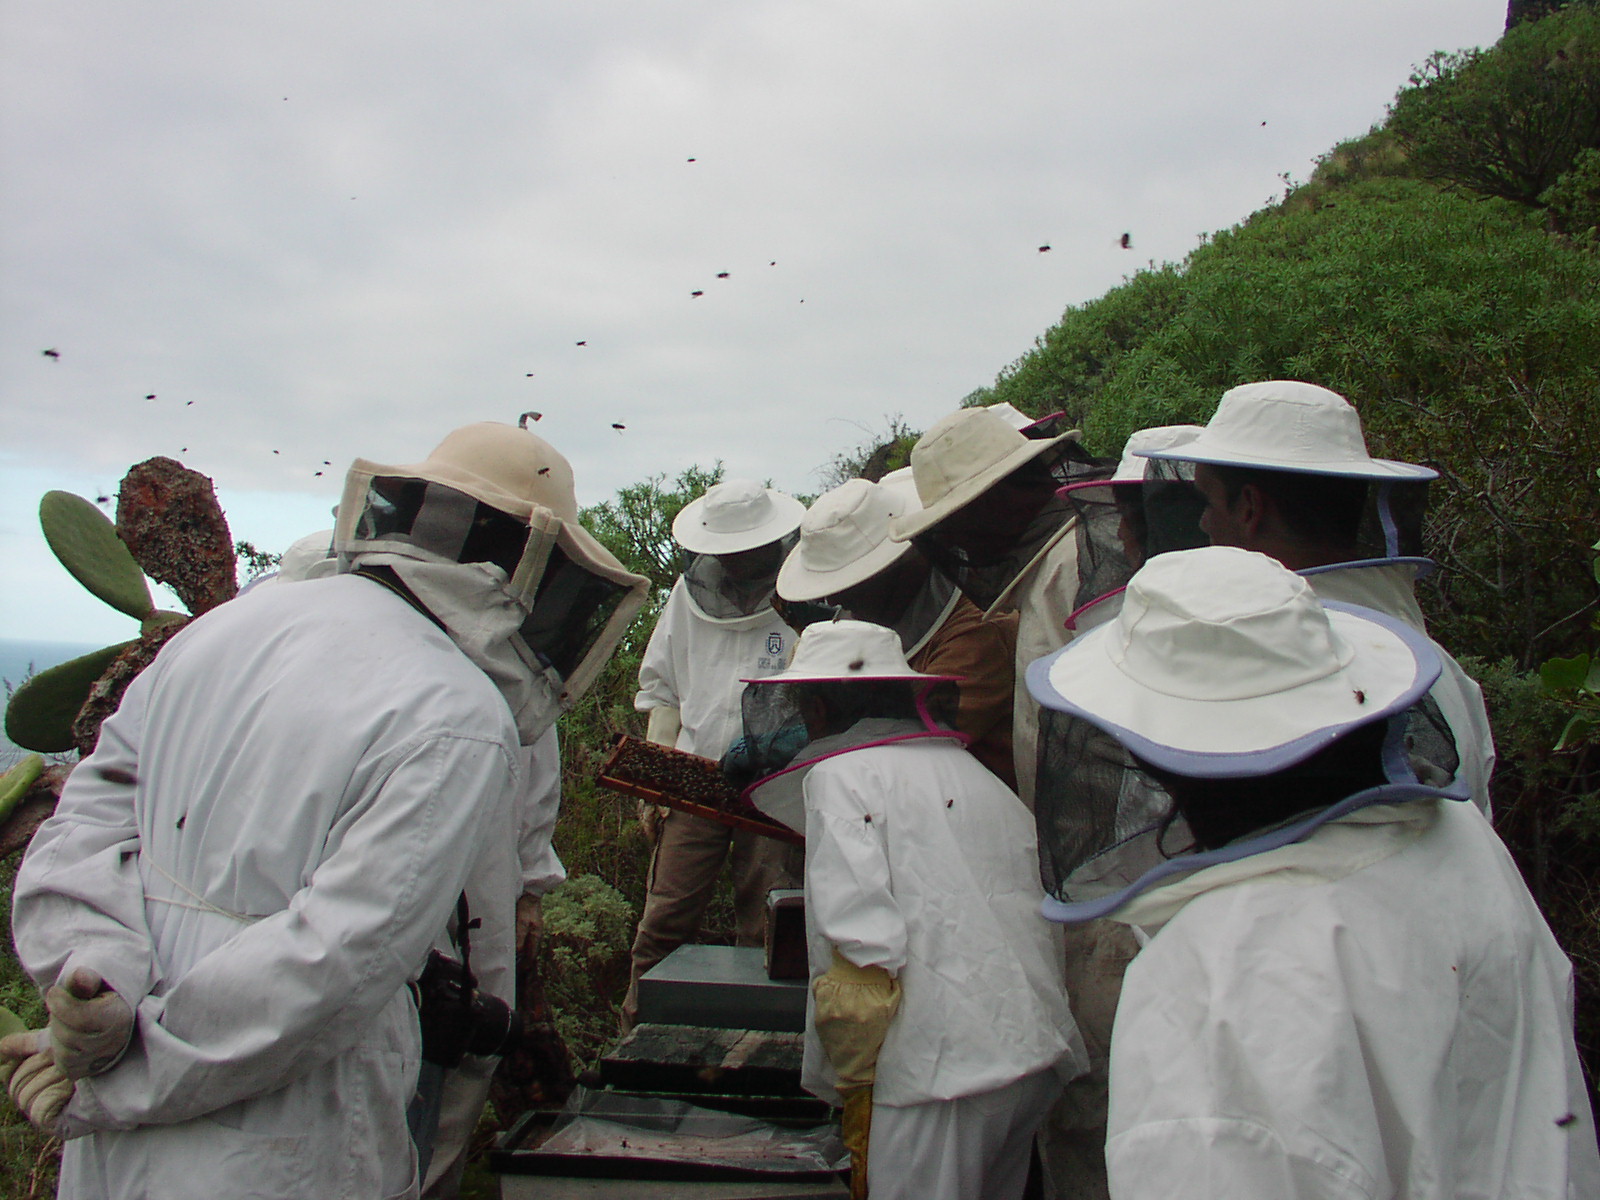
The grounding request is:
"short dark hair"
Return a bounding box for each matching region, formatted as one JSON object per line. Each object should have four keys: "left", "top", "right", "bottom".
{"left": 1209, "top": 465, "right": 1368, "bottom": 551}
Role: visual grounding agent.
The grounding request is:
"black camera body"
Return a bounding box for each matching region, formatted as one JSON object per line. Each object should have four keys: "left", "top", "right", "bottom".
{"left": 416, "top": 949, "right": 522, "bottom": 1068}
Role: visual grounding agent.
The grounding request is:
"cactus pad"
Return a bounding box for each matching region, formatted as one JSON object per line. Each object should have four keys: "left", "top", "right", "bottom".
{"left": 4, "top": 642, "right": 134, "bottom": 753}
{"left": 116, "top": 457, "right": 237, "bottom": 616}
{"left": 0, "top": 753, "right": 44, "bottom": 823}
{"left": 40, "top": 491, "right": 155, "bottom": 620}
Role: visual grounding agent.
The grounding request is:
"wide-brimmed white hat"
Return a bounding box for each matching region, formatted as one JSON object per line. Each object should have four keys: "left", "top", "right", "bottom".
{"left": 1111, "top": 424, "right": 1203, "bottom": 484}
{"left": 1139, "top": 381, "right": 1435, "bottom": 481}
{"left": 673, "top": 478, "right": 806, "bottom": 555}
{"left": 777, "top": 478, "right": 920, "bottom": 602}
{"left": 1027, "top": 545, "right": 1439, "bottom": 773}
{"left": 891, "top": 407, "right": 1079, "bottom": 541}
{"left": 746, "top": 618, "right": 956, "bottom": 685}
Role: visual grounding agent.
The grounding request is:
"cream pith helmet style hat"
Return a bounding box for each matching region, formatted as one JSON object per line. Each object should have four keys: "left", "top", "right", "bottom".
{"left": 672, "top": 478, "right": 806, "bottom": 555}
{"left": 891, "top": 407, "right": 1080, "bottom": 541}
{"left": 345, "top": 421, "right": 581, "bottom": 524}
{"left": 1139, "top": 381, "right": 1436, "bottom": 481}
{"left": 777, "top": 477, "right": 919, "bottom": 602}
{"left": 1027, "top": 545, "right": 1440, "bottom": 772}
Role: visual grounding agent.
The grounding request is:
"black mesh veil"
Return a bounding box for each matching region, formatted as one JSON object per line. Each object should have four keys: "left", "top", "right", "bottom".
{"left": 1033, "top": 694, "right": 1462, "bottom": 907}
{"left": 1060, "top": 482, "right": 1135, "bottom": 620}
{"left": 912, "top": 440, "right": 1115, "bottom": 614}
{"left": 725, "top": 678, "right": 964, "bottom": 791}
{"left": 682, "top": 533, "right": 798, "bottom": 621}
{"left": 1033, "top": 706, "right": 1193, "bottom": 901}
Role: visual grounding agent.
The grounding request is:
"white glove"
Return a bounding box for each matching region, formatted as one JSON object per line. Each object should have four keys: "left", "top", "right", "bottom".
{"left": 2, "top": 1030, "right": 73, "bottom": 1134}
{"left": 644, "top": 706, "right": 681, "bottom": 748}
{"left": 46, "top": 967, "right": 134, "bottom": 1079}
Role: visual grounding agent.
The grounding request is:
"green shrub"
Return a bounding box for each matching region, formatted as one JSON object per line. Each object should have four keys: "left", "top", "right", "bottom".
{"left": 1389, "top": 5, "right": 1600, "bottom": 208}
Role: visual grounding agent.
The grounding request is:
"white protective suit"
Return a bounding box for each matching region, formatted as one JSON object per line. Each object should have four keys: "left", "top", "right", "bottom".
{"left": 1105, "top": 798, "right": 1600, "bottom": 1200}
{"left": 420, "top": 725, "right": 564, "bottom": 1198}
{"left": 1305, "top": 561, "right": 1495, "bottom": 814}
{"left": 635, "top": 577, "right": 794, "bottom": 755}
{"left": 11, "top": 574, "right": 522, "bottom": 1200}
{"left": 801, "top": 736, "right": 1084, "bottom": 1198}
{"left": 990, "top": 521, "right": 1080, "bottom": 811}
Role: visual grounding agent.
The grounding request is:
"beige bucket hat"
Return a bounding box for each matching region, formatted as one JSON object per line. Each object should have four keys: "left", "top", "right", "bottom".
{"left": 1140, "top": 381, "right": 1436, "bottom": 481}
{"left": 777, "top": 476, "right": 920, "bottom": 602}
{"left": 890, "top": 407, "right": 1079, "bottom": 541}
{"left": 673, "top": 478, "right": 806, "bottom": 555}
{"left": 1029, "top": 545, "right": 1438, "bottom": 766}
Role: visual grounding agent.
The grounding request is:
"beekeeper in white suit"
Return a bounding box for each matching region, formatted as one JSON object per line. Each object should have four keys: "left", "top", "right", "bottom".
{"left": 622, "top": 477, "right": 807, "bottom": 1030}
{"left": 2, "top": 422, "right": 648, "bottom": 1200}
{"left": 1027, "top": 546, "right": 1598, "bottom": 1199}
{"left": 739, "top": 620, "right": 1085, "bottom": 1200}
{"left": 1141, "top": 380, "right": 1495, "bottom": 814}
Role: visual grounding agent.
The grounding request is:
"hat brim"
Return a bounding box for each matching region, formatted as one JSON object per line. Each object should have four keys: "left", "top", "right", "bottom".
{"left": 890, "top": 431, "right": 1078, "bottom": 542}
{"left": 1026, "top": 601, "right": 1441, "bottom": 775}
{"left": 776, "top": 536, "right": 913, "bottom": 602}
{"left": 673, "top": 490, "right": 807, "bottom": 554}
{"left": 1141, "top": 444, "right": 1437, "bottom": 482}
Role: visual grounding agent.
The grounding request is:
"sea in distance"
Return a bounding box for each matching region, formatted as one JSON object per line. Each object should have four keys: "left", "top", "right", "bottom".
{"left": 1, "top": 638, "right": 100, "bottom": 767}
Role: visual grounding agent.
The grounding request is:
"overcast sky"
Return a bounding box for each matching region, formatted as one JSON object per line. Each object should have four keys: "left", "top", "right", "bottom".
{"left": 1, "top": 1, "right": 1506, "bottom": 645}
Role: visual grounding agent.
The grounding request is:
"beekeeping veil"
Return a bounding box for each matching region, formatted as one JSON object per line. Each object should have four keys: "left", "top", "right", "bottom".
{"left": 1064, "top": 424, "right": 1208, "bottom": 633}
{"left": 776, "top": 471, "right": 958, "bottom": 658}
{"left": 673, "top": 479, "right": 805, "bottom": 622}
{"left": 1140, "top": 380, "right": 1437, "bottom": 574}
{"left": 890, "top": 407, "right": 1113, "bottom": 616}
{"left": 732, "top": 619, "right": 966, "bottom": 835}
{"left": 1025, "top": 546, "right": 1467, "bottom": 923}
{"left": 336, "top": 420, "right": 650, "bottom": 743}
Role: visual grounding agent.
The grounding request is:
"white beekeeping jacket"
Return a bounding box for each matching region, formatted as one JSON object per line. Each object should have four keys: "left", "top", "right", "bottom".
{"left": 634, "top": 577, "right": 795, "bottom": 760}
{"left": 517, "top": 726, "right": 566, "bottom": 897}
{"left": 800, "top": 738, "right": 1086, "bottom": 1108}
{"left": 1304, "top": 561, "right": 1496, "bottom": 815}
{"left": 12, "top": 574, "right": 522, "bottom": 1200}
{"left": 999, "top": 524, "right": 1081, "bottom": 810}
{"left": 1105, "top": 799, "right": 1600, "bottom": 1200}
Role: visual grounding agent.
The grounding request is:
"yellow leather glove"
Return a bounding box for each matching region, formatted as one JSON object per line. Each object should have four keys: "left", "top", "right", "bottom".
{"left": 811, "top": 948, "right": 901, "bottom": 1094}
{"left": 841, "top": 1086, "right": 873, "bottom": 1200}
{"left": 47, "top": 967, "right": 134, "bottom": 1079}
{"left": 2, "top": 1029, "right": 73, "bottom": 1134}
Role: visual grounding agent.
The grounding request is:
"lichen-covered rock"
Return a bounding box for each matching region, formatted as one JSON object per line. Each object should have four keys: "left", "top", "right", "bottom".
{"left": 71, "top": 620, "right": 189, "bottom": 756}
{"left": 116, "top": 457, "right": 238, "bottom": 616}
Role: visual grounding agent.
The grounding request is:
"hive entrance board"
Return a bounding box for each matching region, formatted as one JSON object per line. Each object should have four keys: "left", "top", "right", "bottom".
{"left": 599, "top": 736, "right": 802, "bottom": 846}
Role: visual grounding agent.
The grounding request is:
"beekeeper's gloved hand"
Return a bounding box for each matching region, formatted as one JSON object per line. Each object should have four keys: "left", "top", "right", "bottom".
{"left": 2, "top": 1029, "right": 73, "bottom": 1134}
{"left": 812, "top": 948, "right": 900, "bottom": 1092}
{"left": 813, "top": 948, "right": 900, "bottom": 1200}
{"left": 46, "top": 967, "right": 134, "bottom": 1079}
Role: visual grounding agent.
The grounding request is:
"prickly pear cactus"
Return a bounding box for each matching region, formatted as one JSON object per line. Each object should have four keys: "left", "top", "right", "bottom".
{"left": 39, "top": 491, "right": 155, "bottom": 620}
{"left": 6, "top": 456, "right": 239, "bottom": 758}
{"left": 117, "top": 457, "right": 237, "bottom": 616}
{"left": 5, "top": 642, "right": 135, "bottom": 753}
